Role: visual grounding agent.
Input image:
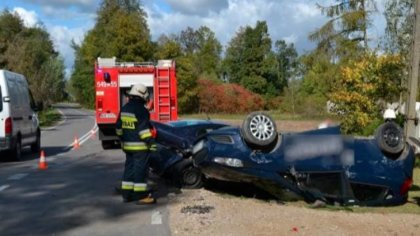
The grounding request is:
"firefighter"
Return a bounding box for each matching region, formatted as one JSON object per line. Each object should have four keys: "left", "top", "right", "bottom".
{"left": 116, "top": 83, "right": 157, "bottom": 205}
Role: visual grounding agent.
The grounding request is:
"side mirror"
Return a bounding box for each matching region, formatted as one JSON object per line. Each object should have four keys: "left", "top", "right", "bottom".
{"left": 104, "top": 72, "right": 111, "bottom": 83}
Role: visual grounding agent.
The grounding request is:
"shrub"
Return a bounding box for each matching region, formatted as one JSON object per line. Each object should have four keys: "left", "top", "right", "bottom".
{"left": 198, "top": 79, "right": 264, "bottom": 113}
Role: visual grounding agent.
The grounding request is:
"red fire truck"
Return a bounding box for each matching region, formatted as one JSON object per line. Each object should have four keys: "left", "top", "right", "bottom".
{"left": 95, "top": 57, "right": 178, "bottom": 149}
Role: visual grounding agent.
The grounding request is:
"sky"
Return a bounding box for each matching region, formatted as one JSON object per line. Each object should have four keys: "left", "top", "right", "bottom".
{"left": 0, "top": 0, "right": 387, "bottom": 77}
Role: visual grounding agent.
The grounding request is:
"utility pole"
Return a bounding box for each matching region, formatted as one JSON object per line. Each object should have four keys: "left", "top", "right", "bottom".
{"left": 405, "top": 0, "right": 420, "bottom": 138}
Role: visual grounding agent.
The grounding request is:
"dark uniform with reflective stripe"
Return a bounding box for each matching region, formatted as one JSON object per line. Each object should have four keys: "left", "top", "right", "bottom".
{"left": 116, "top": 97, "right": 156, "bottom": 201}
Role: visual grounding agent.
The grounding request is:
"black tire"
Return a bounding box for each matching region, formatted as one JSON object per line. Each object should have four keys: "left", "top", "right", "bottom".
{"left": 173, "top": 159, "right": 203, "bottom": 189}
{"left": 241, "top": 111, "right": 278, "bottom": 148}
{"left": 101, "top": 140, "right": 115, "bottom": 150}
{"left": 31, "top": 130, "right": 41, "bottom": 153}
{"left": 375, "top": 121, "right": 405, "bottom": 156}
{"left": 10, "top": 137, "right": 22, "bottom": 161}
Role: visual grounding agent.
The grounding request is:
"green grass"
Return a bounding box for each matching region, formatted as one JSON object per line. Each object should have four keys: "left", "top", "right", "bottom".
{"left": 38, "top": 108, "right": 62, "bottom": 127}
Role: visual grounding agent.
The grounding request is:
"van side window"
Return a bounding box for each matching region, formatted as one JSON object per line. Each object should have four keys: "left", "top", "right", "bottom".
{"left": 0, "top": 85, "right": 2, "bottom": 112}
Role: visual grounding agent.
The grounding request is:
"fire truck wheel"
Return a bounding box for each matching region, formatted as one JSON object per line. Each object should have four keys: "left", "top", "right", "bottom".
{"left": 101, "top": 140, "right": 115, "bottom": 150}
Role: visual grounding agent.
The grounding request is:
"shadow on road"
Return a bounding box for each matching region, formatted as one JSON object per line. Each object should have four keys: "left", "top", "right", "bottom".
{"left": 0, "top": 150, "right": 181, "bottom": 235}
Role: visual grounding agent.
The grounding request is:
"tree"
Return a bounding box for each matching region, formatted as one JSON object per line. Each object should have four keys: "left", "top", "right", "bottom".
{"left": 223, "top": 21, "right": 277, "bottom": 95}
{"left": 71, "top": 0, "right": 152, "bottom": 107}
{"left": 176, "top": 56, "right": 200, "bottom": 113}
{"left": 0, "top": 10, "right": 65, "bottom": 108}
{"left": 330, "top": 53, "right": 404, "bottom": 134}
{"left": 309, "top": 0, "right": 376, "bottom": 60}
{"left": 195, "top": 26, "right": 222, "bottom": 78}
{"left": 0, "top": 10, "right": 24, "bottom": 67}
{"left": 383, "top": 0, "right": 414, "bottom": 57}
{"left": 273, "top": 40, "right": 298, "bottom": 95}
{"left": 154, "top": 34, "right": 182, "bottom": 59}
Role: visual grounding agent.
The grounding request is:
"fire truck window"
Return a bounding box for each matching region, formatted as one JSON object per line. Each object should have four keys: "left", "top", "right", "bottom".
{"left": 104, "top": 72, "right": 111, "bottom": 83}
{"left": 148, "top": 87, "right": 153, "bottom": 99}
{"left": 121, "top": 88, "right": 130, "bottom": 106}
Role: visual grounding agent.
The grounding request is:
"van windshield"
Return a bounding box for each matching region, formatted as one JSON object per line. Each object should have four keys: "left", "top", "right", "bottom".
{"left": 0, "top": 85, "right": 2, "bottom": 112}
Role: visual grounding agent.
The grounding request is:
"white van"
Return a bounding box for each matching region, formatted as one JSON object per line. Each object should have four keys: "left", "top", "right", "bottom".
{"left": 0, "top": 70, "right": 40, "bottom": 160}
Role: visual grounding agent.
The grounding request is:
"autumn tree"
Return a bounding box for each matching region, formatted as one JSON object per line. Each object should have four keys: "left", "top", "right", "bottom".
{"left": 302, "top": 0, "right": 379, "bottom": 124}
{"left": 330, "top": 54, "right": 404, "bottom": 134}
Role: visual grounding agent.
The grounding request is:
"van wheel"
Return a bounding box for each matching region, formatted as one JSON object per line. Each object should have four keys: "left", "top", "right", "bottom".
{"left": 10, "top": 137, "right": 22, "bottom": 161}
{"left": 31, "top": 130, "right": 41, "bottom": 153}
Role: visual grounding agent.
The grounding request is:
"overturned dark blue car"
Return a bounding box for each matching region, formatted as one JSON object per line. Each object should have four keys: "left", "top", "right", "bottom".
{"left": 187, "top": 112, "right": 416, "bottom": 206}
{"left": 149, "top": 119, "right": 228, "bottom": 188}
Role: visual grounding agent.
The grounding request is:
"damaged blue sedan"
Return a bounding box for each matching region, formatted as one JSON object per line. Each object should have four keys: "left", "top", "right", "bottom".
{"left": 191, "top": 112, "right": 415, "bottom": 206}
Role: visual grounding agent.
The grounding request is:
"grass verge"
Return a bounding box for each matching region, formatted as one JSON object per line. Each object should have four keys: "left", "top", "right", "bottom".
{"left": 38, "top": 108, "right": 62, "bottom": 127}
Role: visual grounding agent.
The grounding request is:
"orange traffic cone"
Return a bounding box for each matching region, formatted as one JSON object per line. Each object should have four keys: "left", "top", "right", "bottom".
{"left": 38, "top": 150, "right": 48, "bottom": 170}
{"left": 73, "top": 135, "right": 80, "bottom": 149}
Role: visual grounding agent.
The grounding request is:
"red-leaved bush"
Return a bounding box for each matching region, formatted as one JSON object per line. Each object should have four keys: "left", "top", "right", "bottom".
{"left": 198, "top": 79, "right": 264, "bottom": 113}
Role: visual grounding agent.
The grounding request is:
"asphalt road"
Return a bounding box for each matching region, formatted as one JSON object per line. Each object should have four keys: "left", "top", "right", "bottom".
{"left": 0, "top": 104, "right": 173, "bottom": 236}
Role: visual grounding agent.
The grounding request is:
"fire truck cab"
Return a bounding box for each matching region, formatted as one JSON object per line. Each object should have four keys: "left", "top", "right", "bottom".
{"left": 95, "top": 57, "right": 178, "bottom": 149}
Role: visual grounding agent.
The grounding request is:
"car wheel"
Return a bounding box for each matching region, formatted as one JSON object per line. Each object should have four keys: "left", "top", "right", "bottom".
{"left": 375, "top": 121, "right": 404, "bottom": 156}
{"left": 10, "top": 137, "right": 22, "bottom": 161}
{"left": 174, "top": 159, "right": 203, "bottom": 189}
{"left": 241, "top": 111, "right": 278, "bottom": 149}
{"left": 31, "top": 130, "right": 41, "bottom": 153}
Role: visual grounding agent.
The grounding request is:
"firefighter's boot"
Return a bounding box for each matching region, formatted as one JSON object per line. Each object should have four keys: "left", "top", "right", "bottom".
{"left": 136, "top": 193, "right": 156, "bottom": 205}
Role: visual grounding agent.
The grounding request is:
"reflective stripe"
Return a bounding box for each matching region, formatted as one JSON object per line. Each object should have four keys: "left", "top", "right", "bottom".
{"left": 124, "top": 142, "right": 147, "bottom": 146}
{"left": 139, "top": 129, "right": 152, "bottom": 140}
{"left": 121, "top": 112, "right": 135, "bottom": 117}
{"left": 139, "top": 129, "right": 150, "bottom": 135}
{"left": 121, "top": 116, "right": 138, "bottom": 122}
{"left": 133, "top": 183, "right": 147, "bottom": 192}
{"left": 122, "top": 142, "right": 149, "bottom": 151}
{"left": 122, "top": 181, "right": 134, "bottom": 190}
{"left": 123, "top": 146, "right": 149, "bottom": 151}
{"left": 140, "top": 132, "right": 152, "bottom": 140}
{"left": 121, "top": 113, "right": 137, "bottom": 130}
{"left": 149, "top": 144, "right": 157, "bottom": 151}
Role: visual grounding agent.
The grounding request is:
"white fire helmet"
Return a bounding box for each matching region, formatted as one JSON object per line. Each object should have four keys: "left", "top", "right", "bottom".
{"left": 128, "top": 83, "right": 149, "bottom": 100}
{"left": 383, "top": 108, "right": 396, "bottom": 120}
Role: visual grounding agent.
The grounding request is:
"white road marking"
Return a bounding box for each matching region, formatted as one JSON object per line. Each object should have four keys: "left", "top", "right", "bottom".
{"left": 0, "top": 185, "right": 10, "bottom": 192}
{"left": 67, "top": 124, "right": 99, "bottom": 150}
{"left": 151, "top": 211, "right": 163, "bottom": 225}
{"left": 8, "top": 173, "right": 29, "bottom": 180}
